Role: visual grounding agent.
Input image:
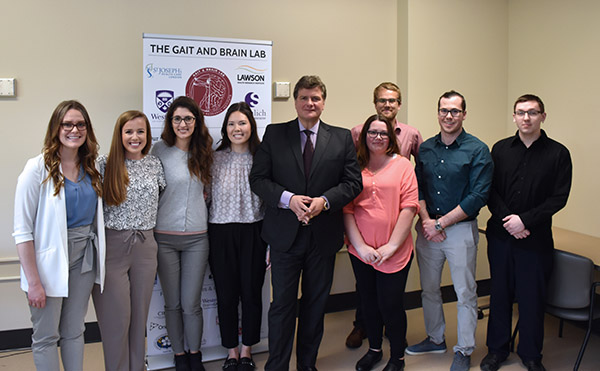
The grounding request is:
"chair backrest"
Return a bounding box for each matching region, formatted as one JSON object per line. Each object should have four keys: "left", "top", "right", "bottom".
{"left": 546, "top": 249, "right": 594, "bottom": 309}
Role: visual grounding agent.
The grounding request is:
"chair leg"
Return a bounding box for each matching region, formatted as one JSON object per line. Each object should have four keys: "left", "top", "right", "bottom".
{"left": 510, "top": 319, "right": 519, "bottom": 353}
{"left": 558, "top": 318, "right": 564, "bottom": 338}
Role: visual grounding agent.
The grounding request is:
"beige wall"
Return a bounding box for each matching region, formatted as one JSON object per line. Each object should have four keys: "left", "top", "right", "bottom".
{"left": 1, "top": 0, "right": 596, "bottom": 332}
{"left": 507, "top": 0, "right": 600, "bottom": 236}
{"left": 0, "top": 0, "right": 398, "bottom": 330}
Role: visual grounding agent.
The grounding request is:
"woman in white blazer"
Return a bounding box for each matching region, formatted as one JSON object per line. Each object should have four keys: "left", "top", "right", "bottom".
{"left": 13, "top": 100, "right": 106, "bottom": 371}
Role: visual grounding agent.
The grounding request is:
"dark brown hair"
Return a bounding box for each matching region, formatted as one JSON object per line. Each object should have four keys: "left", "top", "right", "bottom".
{"left": 356, "top": 114, "right": 400, "bottom": 169}
{"left": 216, "top": 102, "right": 261, "bottom": 155}
{"left": 161, "top": 96, "right": 213, "bottom": 184}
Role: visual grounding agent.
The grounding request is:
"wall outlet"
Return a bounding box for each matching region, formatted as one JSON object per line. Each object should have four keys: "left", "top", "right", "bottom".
{"left": 0, "top": 78, "right": 16, "bottom": 97}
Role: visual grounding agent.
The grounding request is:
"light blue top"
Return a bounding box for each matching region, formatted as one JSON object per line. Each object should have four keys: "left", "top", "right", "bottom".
{"left": 65, "top": 172, "right": 97, "bottom": 228}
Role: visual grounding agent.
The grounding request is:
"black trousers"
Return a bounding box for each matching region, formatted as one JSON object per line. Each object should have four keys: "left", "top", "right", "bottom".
{"left": 208, "top": 222, "right": 267, "bottom": 349}
{"left": 350, "top": 253, "right": 412, "bottom": 359}
{"left": 265, "top": 227, "right": 336, "bottom": 371}
{"left": 485, "top": 233, "right": 553, "bottom": 362}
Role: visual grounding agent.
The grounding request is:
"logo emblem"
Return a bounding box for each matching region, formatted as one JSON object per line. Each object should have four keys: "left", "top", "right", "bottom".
{"left": 245, "top": 92, "right": 259, "bottom": 108}
{"left": 155, "top": 90, "right": 174, "bottom": 113}
{"left": 155, "top": 334, "right": 171, "bottom": 350}
{"left": 186, "top": 67, "right": 232, "bottom": 116}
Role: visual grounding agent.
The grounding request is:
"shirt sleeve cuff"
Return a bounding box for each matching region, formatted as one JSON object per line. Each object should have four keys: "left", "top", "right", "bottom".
{"left": 278, "top": 191, "right": 294, "bottom": 209}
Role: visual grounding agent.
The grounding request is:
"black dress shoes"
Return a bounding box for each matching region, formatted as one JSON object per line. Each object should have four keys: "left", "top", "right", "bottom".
{"left": 523, "top": 360, "right": 546, "bottom": 371}
{"left": 356, "top": 349, "right": 383, "bottom": 371}
{"left": 296, "top": 365, "right": 318, "bottom": 371}
{"left": 382, "top": 358, "right": 405, "bottom": 371}
{"left": 480, "top": 353, "right": 505, "bottom": 371}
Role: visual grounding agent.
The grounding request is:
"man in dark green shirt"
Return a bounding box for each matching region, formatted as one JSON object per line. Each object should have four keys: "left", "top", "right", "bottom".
{"left": 407, "top": 91, "right": 493, "bottom": 371}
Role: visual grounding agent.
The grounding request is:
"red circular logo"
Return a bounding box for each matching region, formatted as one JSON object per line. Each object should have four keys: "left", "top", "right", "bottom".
{"left": 185, "top": 67, "right": 233, "bottom": 116}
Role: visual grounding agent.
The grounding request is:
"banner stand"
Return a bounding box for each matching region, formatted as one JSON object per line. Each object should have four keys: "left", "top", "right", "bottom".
{"left": 146, "top": 270, "right": 271, "bottom": 371}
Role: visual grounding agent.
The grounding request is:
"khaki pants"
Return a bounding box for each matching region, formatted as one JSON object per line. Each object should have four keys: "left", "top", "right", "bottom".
{"left": 92, "top": 229, "right": 157, "bottom": 371}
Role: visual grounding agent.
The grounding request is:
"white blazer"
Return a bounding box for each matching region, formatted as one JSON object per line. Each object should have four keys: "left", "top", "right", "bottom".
{"left": 13, "top": 154, "right": 106, "bottom": 297}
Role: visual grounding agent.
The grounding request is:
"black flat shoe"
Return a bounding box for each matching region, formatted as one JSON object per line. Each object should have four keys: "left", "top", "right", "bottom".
{"left": 222, "top": 357, "right": 238, "bottom": 371}
{"left": 382, "top": 358, "right": 405, "bottom": 371}
{"left": 238, "top": 357, "right": 256, "bottom": 371}
{"left": 356, "top": 349, "right": 383, "bottom": 371}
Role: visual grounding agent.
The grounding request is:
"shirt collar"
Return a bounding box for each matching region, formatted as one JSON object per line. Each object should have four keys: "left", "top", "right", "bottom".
{"left": 434, "top": 128, "right": 467, "bottom": 147}
{"left": 509, "top": 129, "right": 549, "bottom": 148}
{"left": 298, "top": 119, "right": 320, "bottom": 135}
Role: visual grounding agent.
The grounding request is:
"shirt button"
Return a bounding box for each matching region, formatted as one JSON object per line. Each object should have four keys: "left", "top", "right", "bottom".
{"left": 438, "top": 175, "right": 442, "bottom": 179}
{"left": 441, "top": 159, "right": 445, "bottom": 163}
{"left": 437, "top": 191, "right": 441, "bottom": 195}
{"left": 436, "top": 207, "right": 440, "bottom": 211}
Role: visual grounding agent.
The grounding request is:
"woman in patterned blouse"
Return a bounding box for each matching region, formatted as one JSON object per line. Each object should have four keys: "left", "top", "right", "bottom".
{"left": 208, "top": 102, "right": 268, "bottom": 371}
{"left": 151, "top": 96, "right": 213, "bottom": 371}
{"left": 92, "top": 111, "right": 166, "bottom": 371}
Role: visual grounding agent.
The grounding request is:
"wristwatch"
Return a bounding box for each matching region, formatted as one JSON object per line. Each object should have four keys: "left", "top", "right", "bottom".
{"left": 435, "top": 219, "right": 445, "bottom": 232}
{"left": 321, "top": 197, "right": 330, "bottom": 211}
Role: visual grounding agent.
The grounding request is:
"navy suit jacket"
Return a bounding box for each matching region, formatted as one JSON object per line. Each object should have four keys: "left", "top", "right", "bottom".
{"left": 250, "top": 119, "right": 362, "bottom": 256}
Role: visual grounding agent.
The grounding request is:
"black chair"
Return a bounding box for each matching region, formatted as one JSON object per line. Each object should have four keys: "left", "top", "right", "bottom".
{"left": 511, "top": 249, "right": 600, "bottom": 370}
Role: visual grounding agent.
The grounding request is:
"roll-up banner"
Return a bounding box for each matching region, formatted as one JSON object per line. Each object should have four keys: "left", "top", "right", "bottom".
{"left": 143, "top": 33, "right": 272, "bottom": 370}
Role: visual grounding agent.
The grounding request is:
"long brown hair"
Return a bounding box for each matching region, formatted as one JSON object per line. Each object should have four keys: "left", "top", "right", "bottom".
{"left": 42, "top": 100, "right": 102, "bottom": 196}
{"left": 356, "top": 114, "right": 400, "bottom": 169}
{"left": 161, "top": 96, "right": 213, "bottom": 184}
{"left": 103, "top": 111, "right": 152, "bottom": 206}
{"left": 216, "top": 102, "right": 261, "bottom": 155}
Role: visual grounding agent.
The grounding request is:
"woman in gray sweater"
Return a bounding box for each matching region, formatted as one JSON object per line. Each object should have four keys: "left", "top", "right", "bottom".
{"left": 151, "top": 96, "right": 213, "bottom": 371}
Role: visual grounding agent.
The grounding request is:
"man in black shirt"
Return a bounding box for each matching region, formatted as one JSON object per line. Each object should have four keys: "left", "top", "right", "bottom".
{"left": 481, "top": 94, "right": 572, "bottom": 371}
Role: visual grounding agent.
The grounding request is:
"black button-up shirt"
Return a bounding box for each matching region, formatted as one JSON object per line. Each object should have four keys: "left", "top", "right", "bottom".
{"left": 487, "top": 130, "right": 572, "bottom": 250}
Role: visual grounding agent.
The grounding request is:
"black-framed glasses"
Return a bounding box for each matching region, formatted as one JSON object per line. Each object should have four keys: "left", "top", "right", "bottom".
{"left": 367, "top": 130, "right": 390, "bottom": 139}
{"left": 375, "top": 98, "right": 399, "bottom": 104}
{"left": 514, "top": 110, "right": 541, "bottom": 118}
{"left": 172, "top": 116, "right": 196, "bottom": 125}
{"left": 438, "top": 108, "right": 463, "bottom": 117}
{"left": 60, "top": 122, "right": 87, "bottom": 131}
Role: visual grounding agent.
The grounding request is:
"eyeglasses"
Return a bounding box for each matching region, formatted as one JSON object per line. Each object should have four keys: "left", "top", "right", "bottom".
{"left": 438, "top": 108, "right": 463, "bottom": 117}
{"left": 514, "top": 110, "right": 541, "bottom": 118}
{"left": 60, "top": 122, "right": 87, "bottom": 131}
{"left": 366, "top": 130, "right": 390, "bottom": 139}
{"left": 172, "top": 116, "right": 196, "bottom": 125}
{"left": 375, "top": 98, "right": 399, "bottom": 104}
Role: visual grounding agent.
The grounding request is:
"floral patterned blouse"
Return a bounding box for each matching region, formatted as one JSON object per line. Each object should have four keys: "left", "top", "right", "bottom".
{"left": 208, "top": 149, "right": 264, "bottom": 224}
{"left": 98, "top": 154, "right": 166, "bottom": 230}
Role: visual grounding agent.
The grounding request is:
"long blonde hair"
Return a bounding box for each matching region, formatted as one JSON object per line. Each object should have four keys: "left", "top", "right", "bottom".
{"left": 42, "top": 100, "right": 102, "bottom": 196}
{"left": 103, "top": 111, "right": 152, "bottom": 206}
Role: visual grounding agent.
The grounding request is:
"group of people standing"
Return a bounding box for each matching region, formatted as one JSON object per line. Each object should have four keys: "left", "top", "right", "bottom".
{"left": 14, "top": 97, "right": 267, "bottom": 371}
{"left": 341, "top": 84, "right": 571, "bottom": 371}
{"left": 13, "top": 74, "right": 571, "bottom": 371}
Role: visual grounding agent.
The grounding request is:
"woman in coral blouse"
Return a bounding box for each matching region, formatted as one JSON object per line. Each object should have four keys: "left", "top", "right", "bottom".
{"left": 343, "top": 115, "right": 419, "bottom": 371}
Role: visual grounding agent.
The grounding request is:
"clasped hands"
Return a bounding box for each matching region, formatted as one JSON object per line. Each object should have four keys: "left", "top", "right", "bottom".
{"left": 421, "top": 218, "right": 447, "bottom": 242}
{"left": 290, "top": 195, "right": 325, "bottom": 224}
{"left": 502, "top": 214, "right": 530, "bottom": 239}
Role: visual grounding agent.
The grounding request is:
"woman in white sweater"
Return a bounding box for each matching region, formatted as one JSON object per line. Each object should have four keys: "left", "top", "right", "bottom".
{"left": 13, "top": 100, "right": 105, "bottom": 371}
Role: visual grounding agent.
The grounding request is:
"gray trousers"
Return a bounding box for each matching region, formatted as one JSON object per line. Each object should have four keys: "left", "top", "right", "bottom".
{"left": 415, "top": 219, "right": 479, "bottom": 356}
{"left": 29, "top": 224, "right": 97, "bottom": 371}
{"left": 155, "top": 232, "right": 209, "bottom": 354}
{"left": 92, "top": 229, "right": 157, "bottom": 371}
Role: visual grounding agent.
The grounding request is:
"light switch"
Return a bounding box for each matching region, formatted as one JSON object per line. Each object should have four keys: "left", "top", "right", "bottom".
{"left": 274, "top": 81, "right": 290, "bottom": 99}
{"left": 0, "top": 78, "right": 15, "bottom": 97}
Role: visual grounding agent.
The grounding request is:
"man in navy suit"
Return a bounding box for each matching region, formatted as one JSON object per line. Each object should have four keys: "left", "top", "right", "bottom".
{"left": 250, "top": 75, "right": 362, "bottom": 370}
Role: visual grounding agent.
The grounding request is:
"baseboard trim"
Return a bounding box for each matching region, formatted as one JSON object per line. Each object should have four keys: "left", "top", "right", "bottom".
{"left": 0, "top": 279, "right": 492, "bottom": 351}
